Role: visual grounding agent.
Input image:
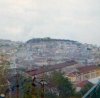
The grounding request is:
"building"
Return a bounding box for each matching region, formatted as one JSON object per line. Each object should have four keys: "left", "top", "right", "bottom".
{"left": 76, "top": 80, "right": 93, "bottom": 92}
{"left": 67, "top": 65, "right": 100, "bottom": 83}
{"left": 26, "top": 60, "right": 77, "bottom": 78}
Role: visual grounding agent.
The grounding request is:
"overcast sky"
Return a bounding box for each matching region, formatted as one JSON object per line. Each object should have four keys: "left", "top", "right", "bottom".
{"left": 0, "top": 0, "right": 100, "bottom": 45}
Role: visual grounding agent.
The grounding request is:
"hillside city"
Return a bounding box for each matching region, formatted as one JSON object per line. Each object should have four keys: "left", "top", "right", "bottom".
{"left": 0, "top": 38, "right": 100, "bottom": 98}
{"left": 0, "top": 38, "right": 100, "bottom": 68}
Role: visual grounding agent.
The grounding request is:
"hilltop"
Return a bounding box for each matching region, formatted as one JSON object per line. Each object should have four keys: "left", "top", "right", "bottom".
{"left": 0, "top": 38, "right": 100, "bottom": 68}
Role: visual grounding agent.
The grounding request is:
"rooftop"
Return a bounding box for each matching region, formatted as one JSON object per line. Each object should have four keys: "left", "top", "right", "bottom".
{"left": 27, "top": 60, "right": 77, "bottom": 76}
{"left": 77, "top": 65, "right": 99, "bottom": 74}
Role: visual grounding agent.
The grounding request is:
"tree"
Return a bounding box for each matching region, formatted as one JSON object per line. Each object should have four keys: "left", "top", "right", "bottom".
{"left": 79, "top": 82, "right": 93, "bottom": 96}
{"left": 0, "top": 54, "right": 10, "bottom": 96}
{"left": 44, "top": 92, "right": 58, "bottom": 98}
{"left": 46, "top": 71, "right": 75, "bottom": 98}
{"left": 13, "top": 76, "right": 41, "bottom": 98}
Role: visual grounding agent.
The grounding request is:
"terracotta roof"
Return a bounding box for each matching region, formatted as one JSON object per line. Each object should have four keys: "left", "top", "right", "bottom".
{"left": 27, "top": 60, "right": 77, "bottom": 76}
{"left": 77, "top": 66, "right": 98, "bottom": 74}
{"left": 67, "top": 72, "right": 78, "bottom": 77}
{"left": 67, "top": 65, "right": 99, "bottom": 77}
{"left": 77, "top": 80, "right": 93, "bottom": 88}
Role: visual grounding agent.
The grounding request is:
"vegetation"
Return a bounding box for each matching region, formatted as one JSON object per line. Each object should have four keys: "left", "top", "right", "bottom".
{"left": 45, "top": 71, "right": 75, "bottom": 98}
{"left": 79, "top": 82, "right": 93, "bottom": 96}
{"left": 0, "top": 54, "right": 10, "bottom": 96}
{"left": 14, "top": 71, "right": 76, "bottom": 98}
{"left": 0, "top": 58, "right": 92, "bottom": 98}
{"left": 45, "top": 92, "right": 58, "bottom": 98}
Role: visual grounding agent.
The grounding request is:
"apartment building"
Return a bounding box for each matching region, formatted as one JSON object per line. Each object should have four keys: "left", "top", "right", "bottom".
{"left": 67, "top": 65, "right": 100, "bottom": 83}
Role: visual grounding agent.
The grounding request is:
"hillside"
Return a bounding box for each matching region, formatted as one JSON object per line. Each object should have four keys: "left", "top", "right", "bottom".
{"left": 0, "top": 38, "right": 100, "bottom": 68}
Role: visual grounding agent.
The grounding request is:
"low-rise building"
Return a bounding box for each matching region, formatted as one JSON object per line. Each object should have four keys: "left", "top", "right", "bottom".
{"left": 67, "top": 65, "right": 100, "bottom": 83}
{"left": 26, "top": 60, "right": 77, "bottom": 78}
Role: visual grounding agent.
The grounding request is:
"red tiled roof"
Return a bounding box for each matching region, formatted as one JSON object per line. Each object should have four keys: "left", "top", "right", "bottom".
{"left": 27, "top": 68, "right": 45, "bottom": 76}
{"left": 77, "top": 80, "right": 92, "bottom": 88}
{"left": 67, "top": 72, "right": 78, "bottom": 77}
{"left": 77, "top": 66, "right": 97, "bottom": 74}
{"left": 27, "top": 60, "right": 77, "bottom": 76}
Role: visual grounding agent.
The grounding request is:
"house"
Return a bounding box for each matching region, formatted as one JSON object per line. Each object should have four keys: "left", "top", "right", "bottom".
{"left": 26, "top": 60, "right": 77, "bottom": 79}
{"left": 67, "top": 71, "right": 78, "bottom": 83}
{"left": 76, "top": 80, "right": 93, "bottom": 92}
{"left": 67, "top": 65, "right": 100, "bottom": 83}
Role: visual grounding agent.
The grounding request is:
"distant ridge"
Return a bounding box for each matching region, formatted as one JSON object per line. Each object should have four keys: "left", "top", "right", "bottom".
{"left": 0, "top": 38, "right": 100, "bottom": 66}
{"left": 26, "top": 37, "right": 81, "bottom": 44}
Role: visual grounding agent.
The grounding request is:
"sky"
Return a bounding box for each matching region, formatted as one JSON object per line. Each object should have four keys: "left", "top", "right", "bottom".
{"left": 0, "top": 0, "right": 100, "bottom": 45}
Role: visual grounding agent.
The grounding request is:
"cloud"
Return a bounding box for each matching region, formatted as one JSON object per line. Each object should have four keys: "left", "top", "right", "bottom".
{"left": 0, "top": 0, "right": 100, "bottom": 45}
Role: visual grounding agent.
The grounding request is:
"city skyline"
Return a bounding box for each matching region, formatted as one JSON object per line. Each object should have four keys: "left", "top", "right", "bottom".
{"left": 0, "top": 0, "right": 100, "bottom": 45}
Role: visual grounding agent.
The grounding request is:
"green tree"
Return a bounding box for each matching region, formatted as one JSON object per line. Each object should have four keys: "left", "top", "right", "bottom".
{"left": 45, "top": 92, "right": 58, "bottom": 98}
{"left": 18, "top": 76, "right": 41, "bottom": 98}
{"left": 79, "top": 82, "right": 93, "bottom": 96}
{"left": 46, "top": 71, "right": 75, "bottom": 98}
{"left": 0, "top": 54, "right": 10, "bottom": 96}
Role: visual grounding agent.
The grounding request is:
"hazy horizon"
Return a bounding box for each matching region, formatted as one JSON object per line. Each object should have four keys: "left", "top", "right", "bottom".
{"left": 0, "top": 37, "right": 100, "bottom": 47}
{"left": 0, "top": 0, "right": 100, "bottom": 45}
